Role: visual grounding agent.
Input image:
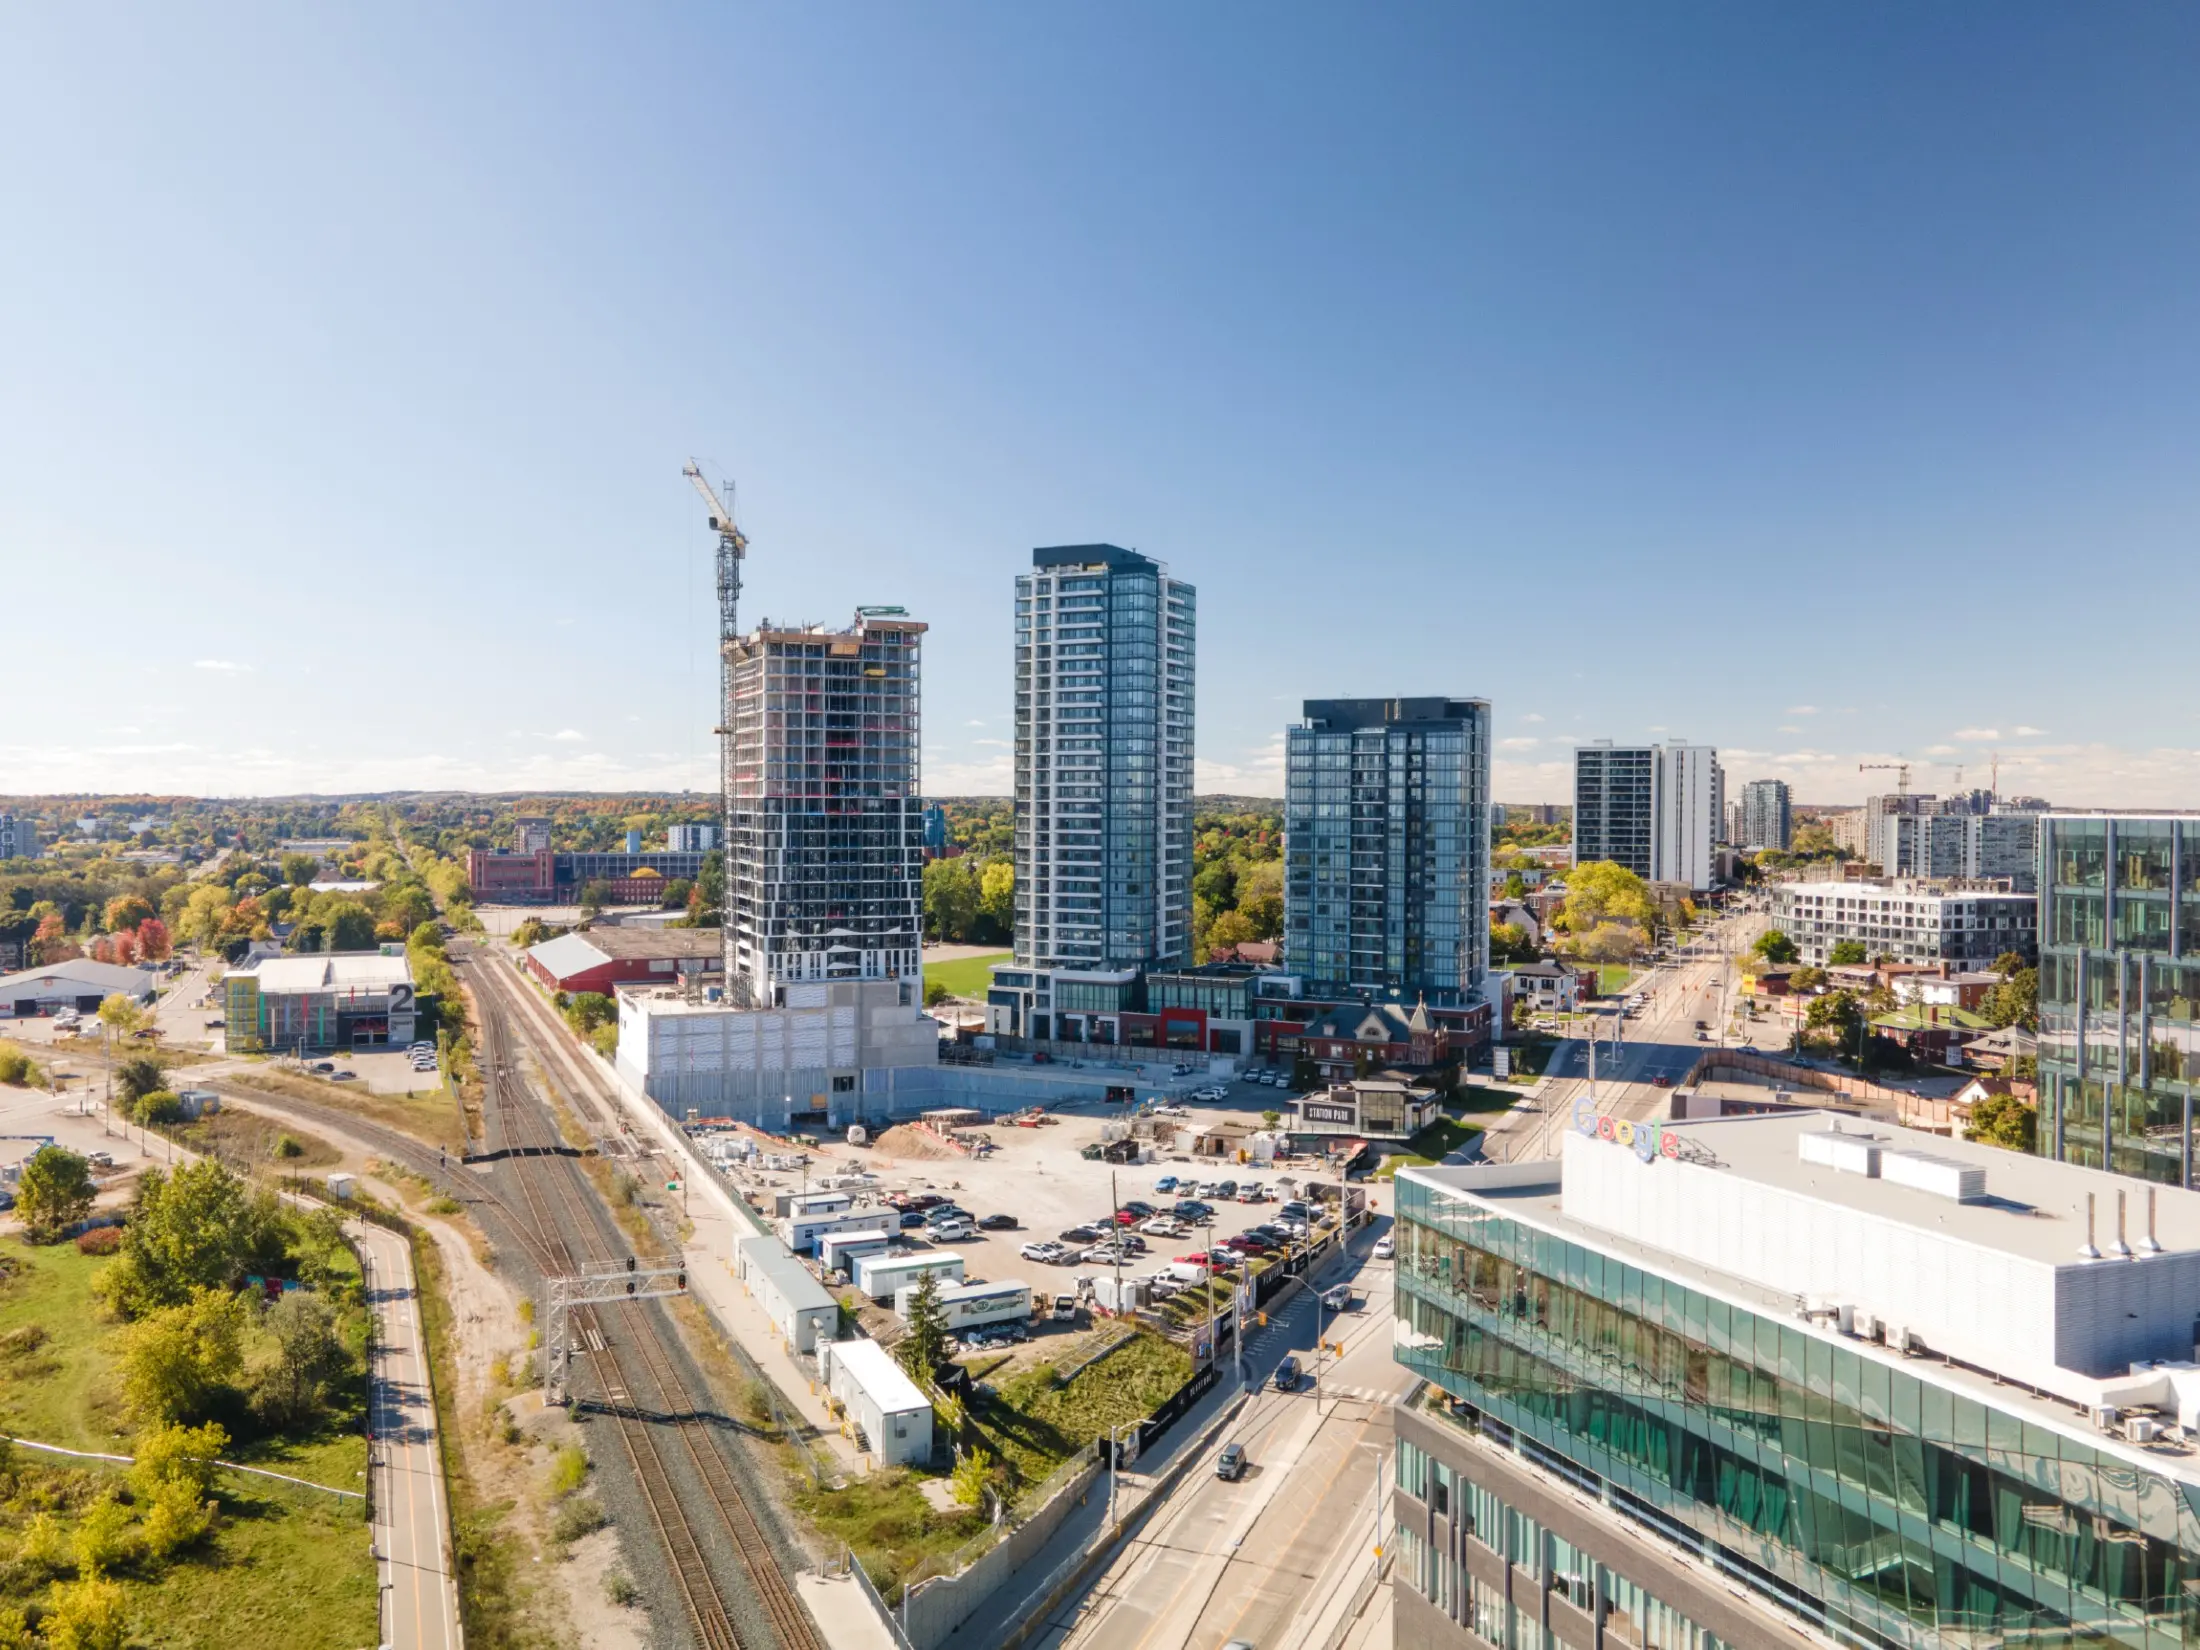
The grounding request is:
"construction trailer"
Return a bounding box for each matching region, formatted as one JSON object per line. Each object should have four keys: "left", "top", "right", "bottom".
{"left": 780, "top": 1204, "right": 897, "bottom": 1255}
{"left": 817, "top": 1228, "right": 896, "bottom": 1275}
{"left": 851, "top": 1249, "right": 964, "bottom": 1303}
{"left": 734, "top": 1235, "right": 840, "bottom": 1354}
{"left": 895, "top": 1278, "right": 1033, "bottom": 1333}
{"left": 774, "top": 1188, "right": 853, "bottom": 1219}
{"left": 820, "top": 1338, "right": 932, "bottom": 1467}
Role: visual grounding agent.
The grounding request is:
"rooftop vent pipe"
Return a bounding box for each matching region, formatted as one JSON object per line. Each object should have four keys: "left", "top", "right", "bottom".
{"left": 2079, "top": 1193, "right": 2100, "bottom": 1261}
{"left": 2110, "top": 1191, "right": 2133, "bottom": 1260}
{"left": 2141, "top": 1187, "right": 2164, "bottom": 1255}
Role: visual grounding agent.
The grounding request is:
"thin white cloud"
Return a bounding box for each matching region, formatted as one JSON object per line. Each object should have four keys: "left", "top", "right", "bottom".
{"left": 1778, "top": 725, "right": 1802, "bottom": 734}
{"left": 193, "top": 659, "right": 249, "bottom": 673}
{"left": 972, "top": 738, "right": 1011, "bottom": 749}
{"left": 966, "top": 719, "right": 988, "bottom": 727}
{"left": 1785, "top": 705, "right": 1819, "bottom": 716}
{"left": 1952, "top": 727, "right": 2000, "bottom": 741}
{"left": 550, "top": 729, "right": 587, "bottom": 743}
{"left": 2014, "top": 726, "right": 2048, "bottom": 738}
{"left": 1923, "top": 745, "right": 1957, "bottom": 757}
{"left": 1521, "top": 713, "right": 1545, "bottom": 724}
{"left": 1499, "top": 737, "right": 1540, "bottom": 751}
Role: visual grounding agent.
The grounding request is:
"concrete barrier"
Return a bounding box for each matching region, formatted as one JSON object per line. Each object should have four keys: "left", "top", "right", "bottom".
{"left": 901, "top": 1454, "right": 1106, "bottom": 1649}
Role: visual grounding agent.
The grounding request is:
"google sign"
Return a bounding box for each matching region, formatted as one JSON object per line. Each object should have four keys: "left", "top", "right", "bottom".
{"left": 1574, "top": 1098, "right": 1682, "bottom": 1164}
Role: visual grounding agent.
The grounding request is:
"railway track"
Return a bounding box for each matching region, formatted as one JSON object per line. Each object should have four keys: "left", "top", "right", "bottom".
{"left": 465, "top": 953, "right": 822, "bottom": 1650}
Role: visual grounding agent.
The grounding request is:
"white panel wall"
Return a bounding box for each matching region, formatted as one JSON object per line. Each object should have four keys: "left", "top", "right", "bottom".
{"left": 1560, "top": 1131, "right": 2069, "bottom": 1390}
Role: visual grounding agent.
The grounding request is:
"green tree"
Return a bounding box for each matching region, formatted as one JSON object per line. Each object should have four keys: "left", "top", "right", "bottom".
{"left": 1502, "top": 871, "right": 1529, "bottom": 901}
{"left": 323, "top": 902, "right": 378, "bottom": 951}
{"left": 923, "top": 979, "right": 952, "bottom": 1007}
{"left": 1561, "top": 862, "right": 1656, "bottom": 933}
{"left": 0, "top": 1047, "right": 34, "bottom": 1086}
{"left": 1983, "top": 967, "right": 2038, "bottom": 1031}
{"left": 131, "top": 1421, "right": 229, "bottom": 1505}
{"left": 71, "top": 1496, "right": 137, "bottom": 1574}
{"left": 103, "top": 894, "right": 156, "bottom": 933}
{"left": 141, "top": 1475, "right": 216, "bottom": 1562}
{"left": 1237, "top": 859, "right": 1285, "bottom": 939}
{"left": 119, "top": 1288, "right": 248, "bottom": 1424}
{"left": 38, "top": 1573, "right": 129, "bottom": 1650}
{"left": 280, "top": 853, "right": 318, "bottom": 886}
{"left": 1992, "top": 950, "right": 2028, "bottom": 978}
{"left": 115, "top": 1055, "right": 166, "bottom": 1109}
{"left": 950, "top": 1445, "right": 995, "bottom": 1508}
{"left": 690, "top": 849, "right": 725, "bottom": 926}
{"left": 660, "top": 877, "right": 692, "bottom": 912}
{"left": 1204, "top": 909, "right": 1257, "bottom": 957}
{"left": 1789, "top": 964, "right": 1828, "bottom": 993}
{"left": 1489, "top": 922, "right": 1538, "bottom": 965}
{"left": 1827, "top": 940, "right": 1868, "bottom": 967}
{"left": 1752, "top": 929, "right": 1799, "bottom": 965}
{"left": 15, "top": 1145, "right": 95, "bottom": 1243}
{"left": 105, "top": 1160, "right": 263, "bottom": 1313}
{"left": 922, "top": 857, "right": 979, "bottom": 944}
{"left": 95, "top": 993, "right": 147, "bottom": 1036}
{"left": 254, "top": 1293, "right": 343, "bottom": 1426}
{"left": 895, "top": 1269, "right": 951, "bottom": 1380}
{"left": 566, "top": 992, "right": 616, "bottom": 1035}
{"left": 1965, "top": 1091, "right": 2037, "bottom": 1152}
{"left": 977, "top": 860, "right": 1016, "bottom": 942}
{"left": 1573, "top": 922, "right": 1640, "bottom": 964}
{"left": 577, "top": 879, "right": 613, "bottom": 917}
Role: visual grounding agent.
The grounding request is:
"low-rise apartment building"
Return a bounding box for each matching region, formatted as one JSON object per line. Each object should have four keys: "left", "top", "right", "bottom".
{"left": 1770, "top": 877, "right": 2034, "bottom": 968}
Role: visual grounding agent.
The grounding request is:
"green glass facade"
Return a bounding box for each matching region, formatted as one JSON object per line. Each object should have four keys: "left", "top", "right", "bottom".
{"left": 2037, "top": 816, "right": 2200, "bottom": 1187}
{"left": 1395, "top": 1171, "right": 2200, "bottom": 1650}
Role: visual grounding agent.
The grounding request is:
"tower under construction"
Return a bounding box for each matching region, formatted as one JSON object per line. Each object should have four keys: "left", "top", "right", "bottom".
{"left": 722, "top": 609, "right": 926, "bottom": 1004}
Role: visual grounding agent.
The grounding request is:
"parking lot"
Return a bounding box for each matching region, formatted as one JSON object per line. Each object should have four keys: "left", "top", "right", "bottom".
{"left": 280, "top": 1042, "right": 445, "bottom": 1096}
{"left": 715, "top": 1086, "right": 1368, "bottom": 1349}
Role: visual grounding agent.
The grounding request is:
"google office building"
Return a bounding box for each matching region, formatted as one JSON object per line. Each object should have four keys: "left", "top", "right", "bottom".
{"left": 1390, "top": 1106, "right": 2200, "bottom": 1650}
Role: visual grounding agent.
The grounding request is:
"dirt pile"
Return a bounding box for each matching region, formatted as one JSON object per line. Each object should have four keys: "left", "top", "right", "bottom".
{"left": 873, "top": 1123, "right": 960, "bottom": 1161}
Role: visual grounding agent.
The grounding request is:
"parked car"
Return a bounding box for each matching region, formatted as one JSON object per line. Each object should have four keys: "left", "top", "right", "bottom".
{"left": 1141, "top": 1216, "right": 1185, "bottom": 1238}
{"left": 1274, "top": 1218, "right": 1310, "bottom": 1239}
{"left": 1224, "top": 1235, "right": 1271, "bottom": 1255}
{"left": 311, "top": 1061, "right": 336, "bottom": 1073}
{"left": 1116, "top": 1232, "right": 1148, "bottom": 1253}
{"left": 1213, "top": 1180, "right": 1238, "bottom": 1200}
{"left": 1372, "top": 1235, "right": 1395, "bottom": 1260}
{"left": 979, "top": 1213, "right": 1018, "bottom": 1230}
{"left": 330, "top": 1070, "right": 356, "bottom": 1081}
{"left": 203, "top": 1016, "right": 225, "bottom": 1029}
{"left": 930, "top": 1218, "right": 975, "bottom": 1242}
{"left": 1235, "top": 1183, "right": 1266, "bottom": 1203}
{"left": 1651, "top": 1074, "right": 1672, "bottom": 1088}
{"left": 1278, "top": 1201, "right": 1311, "bottom": 1222}
{"left": 1060, "top": 1224, "right": 1103, "bottom": 1244}
{"left": 1195, "top": 1182, "right": 1225, "bottom": 1198}
{"left": 1321, "top": 1284, "right": 1354, "bottom": 1312}
{"left": 1020, "top": 1241, "right": 1059, "bottom": 1263}
{"left": 1216, "top": 1443, "right": 1248, "bottom": 1481}
{"left": 1120, "top": 1200, "right": 1155, "bottom": 1218}
{"left": 1171, "top": 1062, "right": 1194, "bottom": 1076}
{"left": 1174, "top": 1201, "right": 1213, "bottom": 1223}
{"left": 900, "top": 1209, "right": 931, "bottom": 1229}
{"left": 1154, "top": 1175, "right": 1178, "bottom": 1194}
{"left": 1273, "top": 1356, "right": 1301, "bottom": 1390}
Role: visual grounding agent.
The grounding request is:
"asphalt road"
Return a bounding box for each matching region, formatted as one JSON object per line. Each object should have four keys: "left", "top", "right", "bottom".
{"left": 357, "top": 1220, "right": 462, "bottom": 1650}
{"left": 1031, "top": 1238, "right": 1410, "bottom": 1650}
{"left": 1485, "top": 908, "right": 1771, "bottom": 1163}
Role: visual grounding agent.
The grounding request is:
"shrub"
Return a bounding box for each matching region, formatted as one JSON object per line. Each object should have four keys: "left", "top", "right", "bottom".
{"left": 72, "top": 1495, "right": 139, "bottom": 1574}
{"left": 0, "top": 1048, "right": 31, "bottom": 1085}
{"left": 548, "top": 1444, "right": 589, "bottom": 1498}
{"left": 38, "top": 1573, "right": 128, "bottom": 1650}
{"left": 141, "top": 1477, "right": 216, "bottom": 1561}
{"left": 75, "top": 1227, "right": 122, "bottom": 1256}
{"left": 604, "top": 1570, "right": 639, "bottom": 1608}
{"left": 551, "top": 1496, "right": 608, "bottom": 1543}
{"left": 271, "top": 1133, "right": 304, "bottom": 1160}
{"left": 132, "top": 1090, "right": 183, "bottom": 1125}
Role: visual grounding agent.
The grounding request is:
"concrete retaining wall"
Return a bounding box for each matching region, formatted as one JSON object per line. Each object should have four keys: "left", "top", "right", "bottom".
{"left": 901, "top": 1456, "right": 1105, "bottom": 1650}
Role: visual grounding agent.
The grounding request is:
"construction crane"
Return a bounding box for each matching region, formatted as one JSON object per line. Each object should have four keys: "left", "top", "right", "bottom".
{"left": 683, "top": 459, "right": 748, "bottom": 996}
{"left": 1858, "top": 761, "right": 1911, "bottom": 795}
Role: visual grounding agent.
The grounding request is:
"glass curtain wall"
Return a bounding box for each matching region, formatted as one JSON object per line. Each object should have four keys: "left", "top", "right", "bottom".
{"left": 1394, "top": 1175, "right": 2200, "bottom": 1650}
{"left": 2038, "top": 817, "right": 2199, "bottom": 1186}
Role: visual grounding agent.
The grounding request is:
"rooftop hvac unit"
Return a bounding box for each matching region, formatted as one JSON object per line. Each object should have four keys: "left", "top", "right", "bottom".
{"left": 1798, "top": 1130, "right": 1881, "bottom": 1177}
{"left": 1880, "top": 1150, "right": 1987, "bottom": 1203}
{"left": 2124, "top": 1415, "right": 2162, "bottom": 1445}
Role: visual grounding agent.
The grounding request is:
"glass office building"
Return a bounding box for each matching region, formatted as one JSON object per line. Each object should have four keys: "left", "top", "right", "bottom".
{"left": 2036, "top": 815, "right": 2200, "bottom": 1187}
{"left": 1389, "top": 1115, "right": 2200, "bottom": 1650}
{"left": 1283, "top": 697, "right": 1490, "bottom": 1006}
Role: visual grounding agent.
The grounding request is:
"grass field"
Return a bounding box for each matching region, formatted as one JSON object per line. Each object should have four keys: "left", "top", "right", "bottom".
{"left": 974, "top": 1331, "right": 1192, "bottom": 1492}
{"left": 0, "top": 1233, "right": 375, "bottom": 1647}
{"left": 226, "top": 1065, "right": 466, "bottom": 1149}
{"left": 1597, "top": 965, "right": 1637, "bottom": 995}
{"left": 924, "top": 951, "right": 1011, "bottom": 1001}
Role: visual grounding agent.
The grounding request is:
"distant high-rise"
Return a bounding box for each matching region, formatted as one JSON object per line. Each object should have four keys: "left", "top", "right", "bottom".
{"left": 1738, "top": 779, "right": 1792, "bottom": 852}
{"left": 723, "top": 609, "right": 926, "bottom": 1004}
{"left": 1574, "top": 741, "right": 1724, "bottom": 889}
{"left": 1284, "top": 698, "right": 1491, "bottom": 1005}
{"left": 1010, "top": 546, "right": 1194, "bottom": 975}
{"left": 666, "top": 823, "right": 719, "bottom": 853}
{"left": 0, "top": 813, "right": 39, "bottom": 861}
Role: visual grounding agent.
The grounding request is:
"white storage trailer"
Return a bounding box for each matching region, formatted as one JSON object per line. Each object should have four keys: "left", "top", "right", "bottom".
{"left": 781, "top": 1205, "right": 897, "bottom": 1255}
{"left": 818, "top": 1228, "right": 896, "bottom": 1274}
{"left": 774, "top": 1188, "right": 853, "bottom": 1219}
{"left": 733, "top": 1235, "right": 841, "bottom": 1354}
{"left": 895, "top": 1279, "right": 1033, "bottom": 1333}
{"left": 820, "top": 1339, "right": 932, "bottom": 1467}
{"left": 851, "top": 1250, "right": 964, "bottom": 1302}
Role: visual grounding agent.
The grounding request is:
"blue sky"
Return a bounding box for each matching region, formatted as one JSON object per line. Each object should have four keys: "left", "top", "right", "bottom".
{"left": 4, "top": 5, "right": 2197, "bottom": 805}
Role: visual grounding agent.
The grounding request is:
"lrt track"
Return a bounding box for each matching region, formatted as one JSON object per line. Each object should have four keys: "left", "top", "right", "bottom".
{"left": 465, "top": 953, "right": 824, "bottom": 1650}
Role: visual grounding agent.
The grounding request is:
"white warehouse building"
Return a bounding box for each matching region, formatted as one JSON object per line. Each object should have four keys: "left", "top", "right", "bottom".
{"left": 614, "top": 976, "right": 937, "bottom": 1129}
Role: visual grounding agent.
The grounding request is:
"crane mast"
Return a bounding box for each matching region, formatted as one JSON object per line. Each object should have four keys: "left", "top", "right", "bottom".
{"left": 684, "top": 460, "right": 748, "bottom": 994}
